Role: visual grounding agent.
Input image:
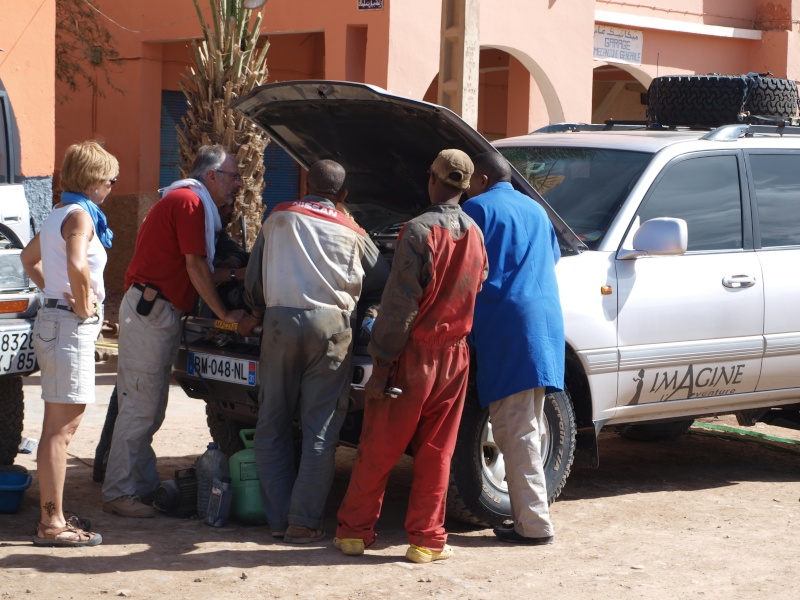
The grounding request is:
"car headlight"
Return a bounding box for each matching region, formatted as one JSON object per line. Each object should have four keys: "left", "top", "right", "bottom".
{"left": 0, "top": 250, "right": 30, "bottom": 292}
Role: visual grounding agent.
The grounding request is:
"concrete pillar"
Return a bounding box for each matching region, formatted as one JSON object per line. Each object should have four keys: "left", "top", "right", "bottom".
{"left": 506, "top": 56, "right": 533, "bottom": 137}
{"left": 438, "top": 0, "right": 480, "bottom": 128}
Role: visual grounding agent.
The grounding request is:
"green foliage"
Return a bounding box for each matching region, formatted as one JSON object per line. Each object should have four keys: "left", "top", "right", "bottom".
{"left": 55, "top": 0, "right": 122, "bottom": 97}
{"left": 186, "top": 0, "right": 270, "bottom": 104}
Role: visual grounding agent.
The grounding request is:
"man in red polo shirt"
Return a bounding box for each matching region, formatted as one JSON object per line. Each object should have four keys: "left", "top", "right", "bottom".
{"left": 102, "top": 145, "right": 246, "bottom": 518}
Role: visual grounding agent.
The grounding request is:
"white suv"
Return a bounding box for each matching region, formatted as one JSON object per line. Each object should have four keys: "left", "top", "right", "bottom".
{"left": 0, "top": 91, "right": 39, "bottom": 467}
{"left": 495, "top": 122, "right": 800, "bottom": 442}
{"left": 173, "top": 82, "right": 800, "bottom": 526}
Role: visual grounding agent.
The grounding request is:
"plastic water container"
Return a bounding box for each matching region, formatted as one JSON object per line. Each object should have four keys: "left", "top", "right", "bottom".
{"left": 196, "top": 442, "right": 229, "bottom": 519}
{"left": 229, "top": 429, "right": 267, "bottom": 524}
{"left": 204, "top": 477, "right": 233, "bottom": 527}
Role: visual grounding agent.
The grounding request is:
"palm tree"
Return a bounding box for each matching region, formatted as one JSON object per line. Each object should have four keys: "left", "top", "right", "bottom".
{"left": 178, "top": 0, "right": 270, "bottom": 249}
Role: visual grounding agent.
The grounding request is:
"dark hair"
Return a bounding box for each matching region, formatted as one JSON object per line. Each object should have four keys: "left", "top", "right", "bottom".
{"left": 473, "top": 151, "right": 512, "bottom": 183}
{"left": 307, "top": 160, "right": 346, "bottom": 196}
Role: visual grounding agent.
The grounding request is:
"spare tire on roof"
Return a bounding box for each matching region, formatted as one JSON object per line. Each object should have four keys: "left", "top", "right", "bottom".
{"left": 747, "top": 76, "right": 799, "bottom": 116}
{"left": 647, "top": 73, "right": 799, "bottom": 128}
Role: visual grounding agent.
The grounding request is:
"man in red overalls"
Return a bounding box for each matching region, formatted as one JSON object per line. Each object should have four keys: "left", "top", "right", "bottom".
{"left": 334, "top": 149, "right": 488, "bottom": 564}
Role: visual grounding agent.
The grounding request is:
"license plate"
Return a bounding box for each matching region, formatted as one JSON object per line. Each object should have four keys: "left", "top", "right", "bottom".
{"left": 187, "top": 351, "right": 257, "bottom": 386}
{"left": 0, "top": 330, "right": 36, "bottom": 375}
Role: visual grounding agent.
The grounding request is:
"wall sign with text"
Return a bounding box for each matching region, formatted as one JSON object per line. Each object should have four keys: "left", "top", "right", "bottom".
{"left": 593, "top": 25, "right": 643, "bottom": 66}
{"left": 358, "top": 0, "right": 383, "bottom": 9}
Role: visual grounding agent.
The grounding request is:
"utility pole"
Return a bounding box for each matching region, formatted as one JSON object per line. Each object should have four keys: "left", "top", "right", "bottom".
{"left": 438, "top": 0, "right": 480, "bottom": 128}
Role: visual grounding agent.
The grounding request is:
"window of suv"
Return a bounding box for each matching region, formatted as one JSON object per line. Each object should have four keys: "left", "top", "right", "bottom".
{"left": 497, "top": 147, "right": 652, "bottom": 249}
{"left": 636, "top": 155, "right": 743, "bottom": 252}
{"left": 748, "top": 153, "right": 800, "bottom": 248}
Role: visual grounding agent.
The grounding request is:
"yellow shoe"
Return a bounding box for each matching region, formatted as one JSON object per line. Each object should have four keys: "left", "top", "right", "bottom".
{"left": 333, "top": 537, "right": 365, "bottom": 556}
{"left": 405, "top": 544, "right": 453, "bottom": 564}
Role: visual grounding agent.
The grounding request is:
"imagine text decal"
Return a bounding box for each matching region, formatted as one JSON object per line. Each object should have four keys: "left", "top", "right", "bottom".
{"left": 627, "top": 363, "right": 746, "bottom": 404}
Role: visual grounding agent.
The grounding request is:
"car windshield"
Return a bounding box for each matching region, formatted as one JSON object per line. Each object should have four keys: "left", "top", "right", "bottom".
{"left": 497, "top": 146, "right": 653, "bottom": 249}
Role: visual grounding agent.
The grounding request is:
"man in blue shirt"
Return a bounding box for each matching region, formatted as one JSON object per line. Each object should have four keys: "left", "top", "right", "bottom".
{"left": 463, "top": 151, "right": 565, "bottom": 546}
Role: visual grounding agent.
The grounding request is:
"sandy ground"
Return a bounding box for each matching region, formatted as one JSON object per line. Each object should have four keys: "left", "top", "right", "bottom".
{"left": 1, "top": 359, "right": 799, "bottom": 600}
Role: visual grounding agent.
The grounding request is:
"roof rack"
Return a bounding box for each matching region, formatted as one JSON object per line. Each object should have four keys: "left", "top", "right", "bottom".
{"left": 534, "top": 115, "right": 800, "bottom": 136}
{"left": 531, "top": 120, "right": 650, "bottom": 134}
{"left": 703, "top": 122, "right": 800, "bottom": 141}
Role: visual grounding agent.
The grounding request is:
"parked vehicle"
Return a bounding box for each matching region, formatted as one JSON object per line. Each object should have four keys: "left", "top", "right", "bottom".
{"left": 173, "top": 80, "right": 800, "bottom": 526}
{"left": 0, "top": 143, "right": 39, "bottom": 465}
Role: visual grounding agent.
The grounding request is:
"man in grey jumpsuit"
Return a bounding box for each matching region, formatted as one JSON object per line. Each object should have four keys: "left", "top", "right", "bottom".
{"left": 239, "top": 160, "right": 388, "bottom": 544}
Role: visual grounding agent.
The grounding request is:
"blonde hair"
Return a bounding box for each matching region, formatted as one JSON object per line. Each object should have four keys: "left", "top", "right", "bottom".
{"left": 60, "top": 141, "right": 119, "bottom": 193}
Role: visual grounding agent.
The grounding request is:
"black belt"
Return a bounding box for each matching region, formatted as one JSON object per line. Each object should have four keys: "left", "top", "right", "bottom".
{"left": 44, "top": 299, "right": 73, "bottom": 312}
{"left": 132, "top": 283, "right": 167, "bottom": 301}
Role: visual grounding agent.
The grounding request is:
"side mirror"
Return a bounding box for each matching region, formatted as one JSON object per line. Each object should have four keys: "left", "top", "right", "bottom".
{"left": 618, "top": 217, "right": 687, "bottom": 260}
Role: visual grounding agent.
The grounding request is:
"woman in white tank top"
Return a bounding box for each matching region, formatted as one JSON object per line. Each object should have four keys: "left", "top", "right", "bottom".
{"left": 21, "top": 141, "right": 118, "bottom": 548}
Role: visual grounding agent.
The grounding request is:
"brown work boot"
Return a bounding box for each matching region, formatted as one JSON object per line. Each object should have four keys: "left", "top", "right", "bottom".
{"left": 103, "top": 495, "right": 156, "bottom": 518}
{"left": 283, "top": 525, "right": 325, "bottom": 544}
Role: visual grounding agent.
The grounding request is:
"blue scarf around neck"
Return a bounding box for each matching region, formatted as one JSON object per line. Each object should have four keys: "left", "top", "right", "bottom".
{"left": 61, "top": 191, "right": 114, "bottom": 248}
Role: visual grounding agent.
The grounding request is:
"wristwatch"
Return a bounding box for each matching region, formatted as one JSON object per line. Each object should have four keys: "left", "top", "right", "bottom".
{"left": 230, "top": 269, "right": 237, "bottom": 281}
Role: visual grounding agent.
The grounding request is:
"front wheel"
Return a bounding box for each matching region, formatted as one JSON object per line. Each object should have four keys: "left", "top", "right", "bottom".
{"left": 205, "top": 402, "right": 246, "bottom": 457}
{"left": 447, "top": 387, "right": 576, "bottom": 527}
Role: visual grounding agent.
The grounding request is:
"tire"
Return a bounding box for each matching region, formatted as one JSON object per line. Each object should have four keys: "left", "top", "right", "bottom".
{"left": 0, "top": 223, "right": 24, "bottom": 249}
{"left": 205, "top": 402, "right": 245, "bottom": 457}
{"left": 747, "top": 77, "right": 799, "bottom": 118}
{"left": 0, "top": 377, "right": 24, "bottom": 465}
{"left": 648, "top": 74, "right": 798, "bottom": 128}
{"left": 447, "top": 386, "right": 577, "bottom": 527}
{"left": 204, "top": 402, "right": 302, "bottom": 467}
{"left": 617, "top": 419, "right": 694, "bottom": 442}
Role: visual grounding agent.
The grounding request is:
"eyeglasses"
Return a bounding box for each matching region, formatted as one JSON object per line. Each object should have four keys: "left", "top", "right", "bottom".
{"left": 216, "top": 169, "right": 243, "bottom": 183}
{"left": 108, "top": 177, "right": 118, "bottom": 186}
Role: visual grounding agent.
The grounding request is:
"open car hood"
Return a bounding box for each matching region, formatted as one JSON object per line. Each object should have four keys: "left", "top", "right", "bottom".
{"left": 231, "top": 80, "right": 584, "bottom": 253}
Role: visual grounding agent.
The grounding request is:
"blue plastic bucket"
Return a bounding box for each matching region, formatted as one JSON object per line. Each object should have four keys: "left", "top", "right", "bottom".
{"left": 0, "top": 471, "right": 32, "bottom": 514}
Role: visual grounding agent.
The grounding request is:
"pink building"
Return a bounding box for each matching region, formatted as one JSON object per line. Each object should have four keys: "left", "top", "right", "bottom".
{"left": 51, "top": 0, "right": 800, "bottom": 291}
{"left": 0, "top": 1, "right": 56, "bottom": 227}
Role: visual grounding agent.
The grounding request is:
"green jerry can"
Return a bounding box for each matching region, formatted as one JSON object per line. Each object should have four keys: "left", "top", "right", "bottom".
{"left": 229, "top": 429, "right": 267, "bottom": 524}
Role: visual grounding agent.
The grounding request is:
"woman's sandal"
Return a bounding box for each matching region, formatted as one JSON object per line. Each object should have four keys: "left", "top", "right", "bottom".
{"left": 31, "top": 512, "right": 92, "bottom": 536}
{"left": 32, "top": 522, "right": 102, "bottom": 547}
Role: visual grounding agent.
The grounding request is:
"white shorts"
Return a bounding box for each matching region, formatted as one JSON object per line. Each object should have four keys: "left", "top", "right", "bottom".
{"left": 33, "top": 305, "right": 102, "bottom": 404}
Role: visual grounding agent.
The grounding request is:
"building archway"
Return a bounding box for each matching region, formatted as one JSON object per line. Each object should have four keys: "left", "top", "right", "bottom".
{"left": 422, "top": 47, "right": 564, "bottom": 140}
{"left": 592, "top": 63, "right": 650, "bottom": 123}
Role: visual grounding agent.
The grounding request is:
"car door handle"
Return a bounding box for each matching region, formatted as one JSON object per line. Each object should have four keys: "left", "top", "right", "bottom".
{"left": 722, "top": 274, "right": 756, "bottom": 288}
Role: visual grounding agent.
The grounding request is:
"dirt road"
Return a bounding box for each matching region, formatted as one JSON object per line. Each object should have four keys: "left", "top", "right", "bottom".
{"left": 1, "top": 359, "right": 798, "bottom": 600}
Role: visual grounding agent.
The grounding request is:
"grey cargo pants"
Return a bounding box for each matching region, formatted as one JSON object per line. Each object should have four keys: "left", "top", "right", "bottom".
{"left": 102, "top": 285, "right": 182, "bottom": 502}
{"left": 254, "top": 306, "right": 352, "bottom": 533}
